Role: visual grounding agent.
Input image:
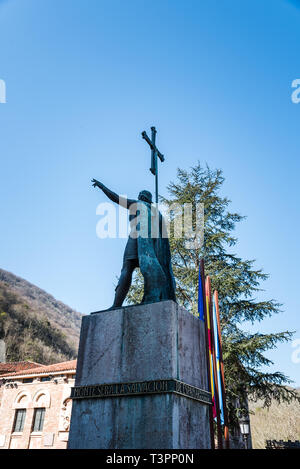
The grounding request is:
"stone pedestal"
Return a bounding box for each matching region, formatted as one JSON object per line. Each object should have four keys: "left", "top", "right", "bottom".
{"left": 68, "top": 300, "right": 211, "bottom": 449}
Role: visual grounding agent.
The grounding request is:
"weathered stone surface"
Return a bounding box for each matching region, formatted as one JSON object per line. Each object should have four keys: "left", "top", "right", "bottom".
{"left": 68, "top": 300, "right": 211, "bottom": 449}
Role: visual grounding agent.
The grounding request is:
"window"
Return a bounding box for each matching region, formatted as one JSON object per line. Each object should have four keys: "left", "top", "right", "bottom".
{"left": 40, "top": 376, "right": 50, "bottom": 382}
{"left": 13, "top": 409, "right": 26, "bottom": 432}
{"left": 23, "top": 378, "right": 33, "bottom": 383}
{"left": 32, "top": 408, "right": 45, "bottom": 432}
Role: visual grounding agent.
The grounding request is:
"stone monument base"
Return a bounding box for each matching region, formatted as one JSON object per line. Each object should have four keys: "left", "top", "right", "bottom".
{"left": 68, "top": 300, "right": 211, "bottom": 449}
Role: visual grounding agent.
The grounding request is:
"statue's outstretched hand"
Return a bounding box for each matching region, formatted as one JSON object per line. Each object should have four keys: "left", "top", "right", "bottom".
{"left": 91, "top": 178, "right": 103, "bottom": 189}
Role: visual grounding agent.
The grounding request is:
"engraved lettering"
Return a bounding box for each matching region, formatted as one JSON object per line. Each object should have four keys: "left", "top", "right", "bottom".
{"left": 127, "top": 384, "right": 133, "bottom": 393}
{"left": 155, "top": 381, "right": 160, "bottom": 391}
{"left": 142, "top": 382, "right": 148, "bottom": 392}
{"left": 136, "top": 383, "right": 142, "bottom": 393}
{"left": 71, "top": 380, "right": 211, "bottom": 404}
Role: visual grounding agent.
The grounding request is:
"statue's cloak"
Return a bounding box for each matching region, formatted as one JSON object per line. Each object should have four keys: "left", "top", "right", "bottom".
{"left": 134, "top": 201, "right": 176, "bottom": 304}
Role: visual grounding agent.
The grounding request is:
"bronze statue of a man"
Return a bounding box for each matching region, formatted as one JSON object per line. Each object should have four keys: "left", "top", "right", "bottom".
{"left": 92, "top": 179, "right": 176, "bottom": 308}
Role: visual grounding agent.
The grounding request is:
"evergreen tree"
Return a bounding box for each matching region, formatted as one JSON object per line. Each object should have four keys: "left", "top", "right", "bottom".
{"left": 127, "top": 162, "right": 298, "bottom": 426}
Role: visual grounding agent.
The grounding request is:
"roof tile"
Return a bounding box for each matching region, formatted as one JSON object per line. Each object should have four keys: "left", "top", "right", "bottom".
{"left": 0, "top": 360, "right": 77, "bottom": 378}
{"left": 0, "top": 361, "right": 42, "bottom": 375}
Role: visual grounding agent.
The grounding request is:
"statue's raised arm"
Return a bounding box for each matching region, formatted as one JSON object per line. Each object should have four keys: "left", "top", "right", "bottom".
{"left": 91, "top": 179, "right": 136, "bottom": 209}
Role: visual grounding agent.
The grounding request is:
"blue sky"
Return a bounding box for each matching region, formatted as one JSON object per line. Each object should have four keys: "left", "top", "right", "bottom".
{"left": 0, "top": 0, "right": 299, "bottom": 386}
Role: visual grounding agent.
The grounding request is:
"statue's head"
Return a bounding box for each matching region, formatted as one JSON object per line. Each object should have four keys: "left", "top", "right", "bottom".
{"left": 138, "top": 190, "right": 153, "bottom": 204}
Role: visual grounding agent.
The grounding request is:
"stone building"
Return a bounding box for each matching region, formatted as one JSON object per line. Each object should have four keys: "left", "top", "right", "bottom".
{"left": 0, "top": 360, "right": 76, "bottom": 449}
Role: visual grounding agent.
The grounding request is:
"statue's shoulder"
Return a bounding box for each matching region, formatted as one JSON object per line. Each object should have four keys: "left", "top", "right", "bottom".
{"left": 127, "top": 198, "right": 138, "bottom": 207}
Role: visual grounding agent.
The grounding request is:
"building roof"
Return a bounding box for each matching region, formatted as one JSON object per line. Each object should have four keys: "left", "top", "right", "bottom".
{"left": 0, "top": 361, "right": 42, "bottom": 375}
{"left": 0, "top": 360, "right": 77, "bottom": 378}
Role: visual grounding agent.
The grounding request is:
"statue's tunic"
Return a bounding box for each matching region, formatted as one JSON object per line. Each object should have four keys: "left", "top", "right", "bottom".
{"left": 123, "top": 236, "right": 138, "bottom": 261}
{"left": 123, "top": 208, "right": 139, "bottom": 262}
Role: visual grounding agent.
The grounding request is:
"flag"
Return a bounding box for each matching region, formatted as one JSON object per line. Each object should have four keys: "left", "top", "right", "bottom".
{"left": 213, "top": 292, "right": 224, "bottom": 425}
{"left": 198, "top": 265, "right": 205, "bottom": 321}
{"left": 199, "top": 261, "right": 216, "bottom": 449}
{"left": 205, "top": 276, "right": 217, "bottom": 419}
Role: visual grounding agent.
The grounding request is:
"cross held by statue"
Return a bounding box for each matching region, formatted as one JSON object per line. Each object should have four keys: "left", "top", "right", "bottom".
{"left": 141, "top": 126, "right": 165, "bottom": 204}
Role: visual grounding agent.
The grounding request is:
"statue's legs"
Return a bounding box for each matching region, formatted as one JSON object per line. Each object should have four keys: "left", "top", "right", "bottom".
{"left": 112, "top": 259, "right": 138, "bottom": 308}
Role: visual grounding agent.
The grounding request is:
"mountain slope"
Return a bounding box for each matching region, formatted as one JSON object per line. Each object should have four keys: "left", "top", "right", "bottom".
{"left": 0, "top": 268, "right": 82, "bottom": 364}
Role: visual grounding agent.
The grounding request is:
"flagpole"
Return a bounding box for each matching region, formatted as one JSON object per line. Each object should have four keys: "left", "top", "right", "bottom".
{"left": 214, "top": 290, "right": 230, "bottom": 449}
{"left": 199, "top": 259, "right": 215, "bottom": 449}
{"left": 206, "top": 276, "right": 223, "bottom": 449}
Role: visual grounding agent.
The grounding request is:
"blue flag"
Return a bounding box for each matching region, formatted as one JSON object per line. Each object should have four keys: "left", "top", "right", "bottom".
{"left": 213, "top": 295, "right": 224, "bottom": 425}
{"left": 198, "top": 265, "right": 204, "bottom": 321}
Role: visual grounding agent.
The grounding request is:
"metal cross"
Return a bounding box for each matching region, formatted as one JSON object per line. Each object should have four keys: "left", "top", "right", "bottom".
{"left": 141, "top": 126, "right": 165, "bottom": 204}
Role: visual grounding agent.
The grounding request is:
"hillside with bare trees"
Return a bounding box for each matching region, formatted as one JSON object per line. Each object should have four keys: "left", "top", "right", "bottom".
{"left": 0, "top": 268, "right": 82, "bottom": 364}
